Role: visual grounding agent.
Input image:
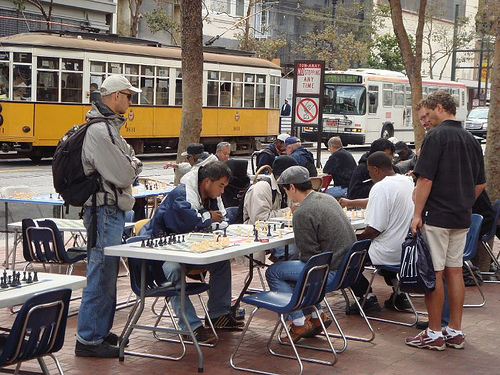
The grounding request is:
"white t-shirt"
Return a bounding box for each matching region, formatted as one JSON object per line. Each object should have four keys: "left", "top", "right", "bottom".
{"left": 365, "top": 174, "right": 414, "bottom": 265}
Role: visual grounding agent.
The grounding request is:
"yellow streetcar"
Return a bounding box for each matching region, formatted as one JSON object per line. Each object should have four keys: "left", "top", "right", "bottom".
{"left": 0, "top": 32, "right": 281, "bottom": 161}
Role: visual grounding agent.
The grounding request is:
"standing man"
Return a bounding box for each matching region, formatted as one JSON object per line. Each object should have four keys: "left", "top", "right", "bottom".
{"left": 266, "top": 166, "right": 356, "bottom": 342}
{"left": 407, "top": 91, "right": 486, "bottom": 351}
{"left": 76, "top": 75, "right": 142, "bottom": 358}
{"left": 281, "top": 99, "right": 291, "bottom": 116}
{"left": 216, "top": 141, "right": 231, "bottom": 163}
{"left": 323, "top": 136, "right": 357, "bottom": 198}
{"left": 256, "top": 133, "right": 289, "bottom": 171}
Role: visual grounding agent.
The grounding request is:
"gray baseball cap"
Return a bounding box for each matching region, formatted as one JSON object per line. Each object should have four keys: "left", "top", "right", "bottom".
{"left": 276, "top": 166, "right": 310, "bottom": 184}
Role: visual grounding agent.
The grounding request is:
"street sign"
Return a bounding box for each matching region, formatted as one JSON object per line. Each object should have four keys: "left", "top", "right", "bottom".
{"left": 295, "top": 62, "right": 323, "bottom": 95}
{"left": 295, "top": 97, "right": 319, "bottom": 125}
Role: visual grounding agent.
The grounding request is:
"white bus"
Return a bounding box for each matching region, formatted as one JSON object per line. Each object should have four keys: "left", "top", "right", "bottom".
{"left": 301, "top": 69, "right": 468, "bottom": 146}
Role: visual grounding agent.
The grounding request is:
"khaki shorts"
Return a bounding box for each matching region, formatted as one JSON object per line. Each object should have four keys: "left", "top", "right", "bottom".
{"left": 422, "top": 224, "right": 468, "bottom": 271}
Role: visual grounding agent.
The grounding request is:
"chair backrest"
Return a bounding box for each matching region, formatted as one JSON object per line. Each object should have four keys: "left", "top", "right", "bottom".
{"left": 134, "top": 219, "right": 150, "bottom": 236}
{"left": 225, "top": 206, "right": 239, "bottom": 225}
{"left": 482, "top": 199, "right": 500, "bottom": 242}
{"left": 287, "top": 252, "right": 333, "bottom": 312}
{"left": 310, "top": 177, "right": 323, "bottom": 192}
{"left": 37, "top": 219, "right": 72, "bottom": 263}
{"left": 320, "top": 174, "right": 333, "bottom": 193}
{"left": 327, "top": 240, "right": 371, "bottom": 292}
{"left": 463, "top": 214, "right": 483, "bottom": 261}
{"left": 253, "top": 165, "right": 273, "bottom": 183}
{"left": 125, "top": 236, "right": 168, "bottom": 296}
{"left": 21, "top": 218, "right": 37, "bottom": 262}
{"left": 0, "top": 288, "right": 71, "bottom": 367}
{"left": 23, "top": 221, "right": 61, "bottom": 264}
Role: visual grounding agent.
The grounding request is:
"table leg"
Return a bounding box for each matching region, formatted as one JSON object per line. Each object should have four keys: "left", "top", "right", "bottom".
{"left": 231, "top": 253, "right": 254, "bottom": 317}
{"left": 4, "top": 202, "right": 9, "bottom": 269}
{"left": 119, "top": 259, "right": 146, "bottom": 362}
{"left": 179, "top": 264, "right": 204, "bottom": 373}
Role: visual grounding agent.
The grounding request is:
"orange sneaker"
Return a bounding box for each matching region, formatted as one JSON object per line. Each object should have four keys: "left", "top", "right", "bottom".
{"left": 303, "top": 312, "right": 333, "bottom": 338}
{"left": 282, "top": 320, "right": 315, "bottom": 343}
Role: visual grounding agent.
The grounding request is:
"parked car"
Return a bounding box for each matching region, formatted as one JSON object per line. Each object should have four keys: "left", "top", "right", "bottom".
{"left": 465, "top": 107, "right": 489, "bottom": 138}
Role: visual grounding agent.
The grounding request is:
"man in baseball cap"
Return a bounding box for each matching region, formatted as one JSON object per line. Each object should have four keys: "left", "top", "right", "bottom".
{"left": 268, "top": 165, "right": 356, "bottom": 343}
{"left": 100, "top": 74, "right": 142, "bottom": 97}
{"left": 284, "top": 137, "right": 318, "bottom": 177}
{"left": 256, "top": 133, "right": 290, "bottom": 172}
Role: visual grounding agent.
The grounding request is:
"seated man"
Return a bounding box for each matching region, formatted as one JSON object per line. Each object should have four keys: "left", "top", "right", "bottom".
{"left": 140, "top": 162, "right": 243, "bottom": 343}
{"left": 256, "top": 133, "right": 289, "bottom": 172}
{"left": 284, "top": 137, "right": 318, "bottom": 177}
{"left": 323, "top": 136, "right": 357, "bottom": 198}
{"left": 266, "top": 166, "right": 356, "bottom": 343}
{"left": 215, "top": 141, "right": 231, "bottom": 163}
{"left": 349, "top": 152, "right": 414, "bottom": 311}
{"left": 164, "top": 143, "right": 217, "bottom": 180}
{"left": 243, "top": 155, "right": 298, "bottom": 261}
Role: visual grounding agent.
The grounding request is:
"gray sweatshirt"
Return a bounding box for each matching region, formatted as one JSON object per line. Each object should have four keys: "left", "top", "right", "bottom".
{"left": 293, "top": 191, "right": 356, "bottom": 270}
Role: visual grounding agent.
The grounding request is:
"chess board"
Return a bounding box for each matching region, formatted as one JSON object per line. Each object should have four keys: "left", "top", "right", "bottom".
{"left": 344, "top": 208, "right": 366, "bottom": 220}
{"left": 0, "top": 270, "right": 45, "bottom": 292}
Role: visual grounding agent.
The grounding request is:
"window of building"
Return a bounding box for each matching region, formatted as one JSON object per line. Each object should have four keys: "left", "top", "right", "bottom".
{"left": 236, "top": 0, "right": 245, "bottom": 16}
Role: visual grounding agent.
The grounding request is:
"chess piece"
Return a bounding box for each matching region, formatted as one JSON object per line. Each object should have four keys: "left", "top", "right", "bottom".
{"left": 278, "top": 229, "right": 283, "bottom": 238}
{"left": 8, "top": 275, "right": 12, "bottom": 286}
{"left": 267, "top": 224, "right": 272, "bottom": 237}
{"left": 1, "top": 276, "right": 8, "bottom": 289}
{"left": 141, "top": 240, "right": 145, "bottom": 247}
{"left": 50, "top": 193, "right": 53, "bottom": 199}
{"left": 182, "top": 235, "right": 185, "bottom": 242}
{"left": 22, "top": 271, "right": 27, "bottom": 282}
{"left": 254, "top": 228, "right": 259, "bottom": 242}
{"left": 33, "top": 272, "right": 38, "bottom": 282}
{"left": 223, "top": 227, "right": 228, "bottom": 237}
{"left": 27, "top": 272, "right": 33, "bottom": 283}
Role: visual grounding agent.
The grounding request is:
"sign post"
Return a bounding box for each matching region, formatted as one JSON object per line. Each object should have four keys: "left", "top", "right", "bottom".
{"left": 292, "top": 61, "right": 325, "bottom": 168}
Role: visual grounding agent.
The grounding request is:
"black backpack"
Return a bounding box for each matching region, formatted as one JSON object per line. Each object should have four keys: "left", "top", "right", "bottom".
{"left": 233, "top": 176, "right": 281, "bottom": 224}
{"left": 52, "top": 118, "right": 112, "bottom": 207}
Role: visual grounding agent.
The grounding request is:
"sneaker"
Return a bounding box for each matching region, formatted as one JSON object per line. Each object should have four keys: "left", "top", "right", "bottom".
{"left": 405, "top": 330, "right": 445, "bottom": 351}
{"left": 384, "top": 293, "right": 411, "bottom": 311}
{"left": 303, "top": 312, "right": 333, "bottom": 338}
{"left": 182, "top": 326, "right": 217, "bottom": 344}
{"left": 75, "top": 340, "right": 120, "bottom": 358}
{"left": 348, "top": 295, "right": 381, "bottom": 315}
{"left": 442, "top": 328, "right": 465, "bottom": 349}
{"left": 206, "top": 313, "right": 245, "bottom": 330}
{"left": 282, "top": 320, "right": 316, "bottom": 344}
{"left": 103, "top": 332, "right": 129, "bottom": 347}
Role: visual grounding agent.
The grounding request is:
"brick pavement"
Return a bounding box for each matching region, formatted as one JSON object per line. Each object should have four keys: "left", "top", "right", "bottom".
{"left": 1, "top": 242, "right": 499, "bottom": 375}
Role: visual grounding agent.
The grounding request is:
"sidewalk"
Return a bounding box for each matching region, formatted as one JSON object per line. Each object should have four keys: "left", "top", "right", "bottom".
{"left": 1, "top": 241, "right": 499, "bottom": 375}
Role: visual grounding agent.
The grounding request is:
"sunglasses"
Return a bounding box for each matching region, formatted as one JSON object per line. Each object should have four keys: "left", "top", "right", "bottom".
{"left": 119, "top": 91, "right": 132, "bottom": 100}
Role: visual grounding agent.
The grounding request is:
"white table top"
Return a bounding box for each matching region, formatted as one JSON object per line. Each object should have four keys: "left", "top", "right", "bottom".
{"left": 0, "top": 272, "right": 87, "bottom": 308}
{"left": 105, "top": 232, "right": 295, "bottom": 265}
{"left": 8, "top": 218, "right": 134, "bottom": 232}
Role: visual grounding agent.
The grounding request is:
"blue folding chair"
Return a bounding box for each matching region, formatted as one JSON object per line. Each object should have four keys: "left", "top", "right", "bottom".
{"left": 479, "top": 200, "right": 500, "bottom": 283}
{"left": 0, "top": 288, "right": 72, "bottom": 375}
{"left": 463, "top": 213, "right": 485, "bottom": 307}
{"left": 119, "top": 236, "right": 217, "bottom": 362}
{"left": 225, "top": 206, "right": 239, "bottom": 225}
{"left": 230, "top": 252, "right": 337, "bottom": 375}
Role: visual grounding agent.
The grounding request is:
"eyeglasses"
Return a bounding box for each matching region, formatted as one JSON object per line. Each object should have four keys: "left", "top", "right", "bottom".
{"left": 119, "top": 91, "right": 132, "bottom": 100}
{"left": 419, "top": 114, "right": 428, "bottom": 123}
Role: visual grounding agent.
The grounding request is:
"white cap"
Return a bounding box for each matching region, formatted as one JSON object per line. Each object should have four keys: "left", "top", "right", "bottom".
{"left": 100, "top": 74, "right": 141, "bottom": 96}
{"left": 277, "top": 133, "right": 290, "bottom": 142}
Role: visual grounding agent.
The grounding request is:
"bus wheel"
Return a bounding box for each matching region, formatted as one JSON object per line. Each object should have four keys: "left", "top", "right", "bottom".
{"left": 381, "top": 123, "right": 394, "bottom": 139}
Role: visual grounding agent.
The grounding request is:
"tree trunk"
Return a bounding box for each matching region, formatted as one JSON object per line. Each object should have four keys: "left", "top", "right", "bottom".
{"left": 176, "top": 0, "right": 203, "bottom": 184}
{"left": 389, "top": 0, "right": 426, "bottom": 149}
{"left": 484, "top": 24, "right": 500, "bottom": 202}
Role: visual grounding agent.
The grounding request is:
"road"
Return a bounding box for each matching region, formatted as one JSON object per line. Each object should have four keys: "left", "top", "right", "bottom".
{"left": 0, "top": 144, "right": 367, "bottom": 241}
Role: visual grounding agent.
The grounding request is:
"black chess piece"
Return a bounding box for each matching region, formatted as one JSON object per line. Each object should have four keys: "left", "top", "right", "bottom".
{"left": 15, "top": 272, "right": 21, "bottom": 286}
{"left": 267, "top": 224, "right": 272, "bottom": 237}
{"left": 154, "top": 240, "right": 158, "bottom": 247}
{"left": 254, "top": 228, "right": 259, "bottom": 242}
{"left": 1, "top": 276, "right": 8, "bottom": 289}
{"left": 33, "top": 272, "right": 38, "bottom": 282}
{"left": 182, "top": 235, "right": 185, "bottom": 242}
{"left": 141, "top": 240, "right": 145, "bottom": 248}
{"left": 281, "top": 222, "right": 285, "bottom": 229}
{"left": 22, "top": 271, "right": 27, "bottom": 282}
{"left": 27, "top": 272, "right": 33, "bottom": 283}
{"left": 8, "top": 275, "right": 12, "bottom": 286}
{"left": 223, "top": 227, "right": 228, "bottom": 237}
{"left": 273, "top": 224, "right": 277, "bottom": 231}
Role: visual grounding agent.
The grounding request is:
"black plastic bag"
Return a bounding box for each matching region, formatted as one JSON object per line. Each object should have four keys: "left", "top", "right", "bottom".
{"left": 399, "top": 230, "right": 436, "bottom": 293}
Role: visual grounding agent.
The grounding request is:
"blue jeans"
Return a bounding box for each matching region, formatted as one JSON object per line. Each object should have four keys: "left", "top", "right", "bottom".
{"left": 270, "top": 243, "right": 299, "bottom": 260}
{"left": 77, "top": 205, "right": 125, "bottom": 345}
{"left": 325, "top": 186, "right": 348, "bottom": 199}
{"left": 162, "top": 260, "right": 232, "bottom": 331}
{"left": 266, "top": 260, "right": 337, "bottom": 320}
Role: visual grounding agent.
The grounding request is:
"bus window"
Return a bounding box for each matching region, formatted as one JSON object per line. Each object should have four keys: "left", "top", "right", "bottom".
{"left": 323, "top": 85, "right": 366, "bottom": 115}
{"left": 382, "top": 83, "right": 393, "bottom": 107}
{"left": 405, "top": 84, "right": 412, "bottom": 106}
{"left": 368, "top": 85, "right": 378, "bottom": 114}
{"left": 220, "top": 72, "right": 231, "bottom": 107}
{"left": 232, "top": 72, "right": 243, "bottom": 108}
{"left": 422, "top": 86, "right": 428, "bottom": 98}
{"left": 175, "top": 69, "right": 182, "bottom": 105}
{"left": 255, "top": 74, "right": 266, "bottom": 108}
{"left": 207, "top": 70, "right": 219, "bottom": 106}
{"left": 394, "top": 83, "right": 404, "bottom": 107}
{"left": 244, "top": 73, "right": 255, "bottom": 108}
{"left": 0, "top": 54, "right": 9, "bottom": 99}
{"left": 155, "top": 66, "right": 169, "bottom": 105}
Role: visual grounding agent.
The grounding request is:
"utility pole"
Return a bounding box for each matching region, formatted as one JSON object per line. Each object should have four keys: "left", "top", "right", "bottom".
{"left": 450, "top": 3, "right": 459, "bottom": 81}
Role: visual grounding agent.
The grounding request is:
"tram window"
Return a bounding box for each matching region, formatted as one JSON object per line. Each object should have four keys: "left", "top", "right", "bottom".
{"left": 37, "top": 71, "right": 58, "bottom": 102}
{"left": 382, "top": 83, "right": 393, "bottom": 107}
{"left": 14, "top": 52, "right": 31, "bottom": 63}
{"left": 125, "top": 64, "right": 139, "bottom": 75}
{"left": 61, "top": 72, "right": 82, "bottom": 103}
{"left": 125, "top": 75, "right": 139, "bottom": 104}
{"left": 108, "top": 62, "right": 122, "bottom": 74}
{"left": 13, "top": 65, "right": 31, "bottom": 100}
{"left": 207, "top": 81, "right": 219, "bottom": 106}
{"left": 62, "top": 59, "right": 83, "bottom": 71}
{"left": 156, "top": 78, "right": 169, "bottom": 105}
{"left": 142, "top": 65, "right": 154, "bottom": 76}
{"left": 91, "top": 61, "right": 106, "bottom": 73}
{"left": 270, "top": 75, "right": 280, "bottom": 108}
{"left": 255, "top": 74, "right": 266, "bottom": 108}
{"left": 244, "top": 74, "right": 255, "bottom": 108}
{"left": 220, "top": 72, "right": 231, "bottom": 107}
{"left": 0, "top": 61, "right": 9, "bottom": 99}
{"left": 157, "top": 66, "right": 169, "bottom": 77}
{"left": 232, "top": 82, "right": 242, "bottom": 107}
{"left": 140, "top": 77, "right": 154, "bottom": 105}
{"left": 38, "top": 57, "right": 59, "bottom": 70}
{"left": 175, "top": 69, "right": 182, "bottom": 105}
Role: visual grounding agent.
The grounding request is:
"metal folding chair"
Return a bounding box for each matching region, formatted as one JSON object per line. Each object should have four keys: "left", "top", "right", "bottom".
{"left": 0, "top": 288, "right": 72, "bottom": 375}
{"left": 463, "top": 214, "right": 486, "bottom": 308}
{"left": 479, "top": 200, "right": 500, "bottom": 283}
{"left": 230, "top": 252, "right": 337, "bottom": 375}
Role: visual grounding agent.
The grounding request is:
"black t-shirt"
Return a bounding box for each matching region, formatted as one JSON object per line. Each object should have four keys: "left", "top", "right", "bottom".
{"left": 413, "top": 119, "right": 486, "bottom": 228}
{"left": 323, "top": 148, "right": 357, "bottom": 188}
